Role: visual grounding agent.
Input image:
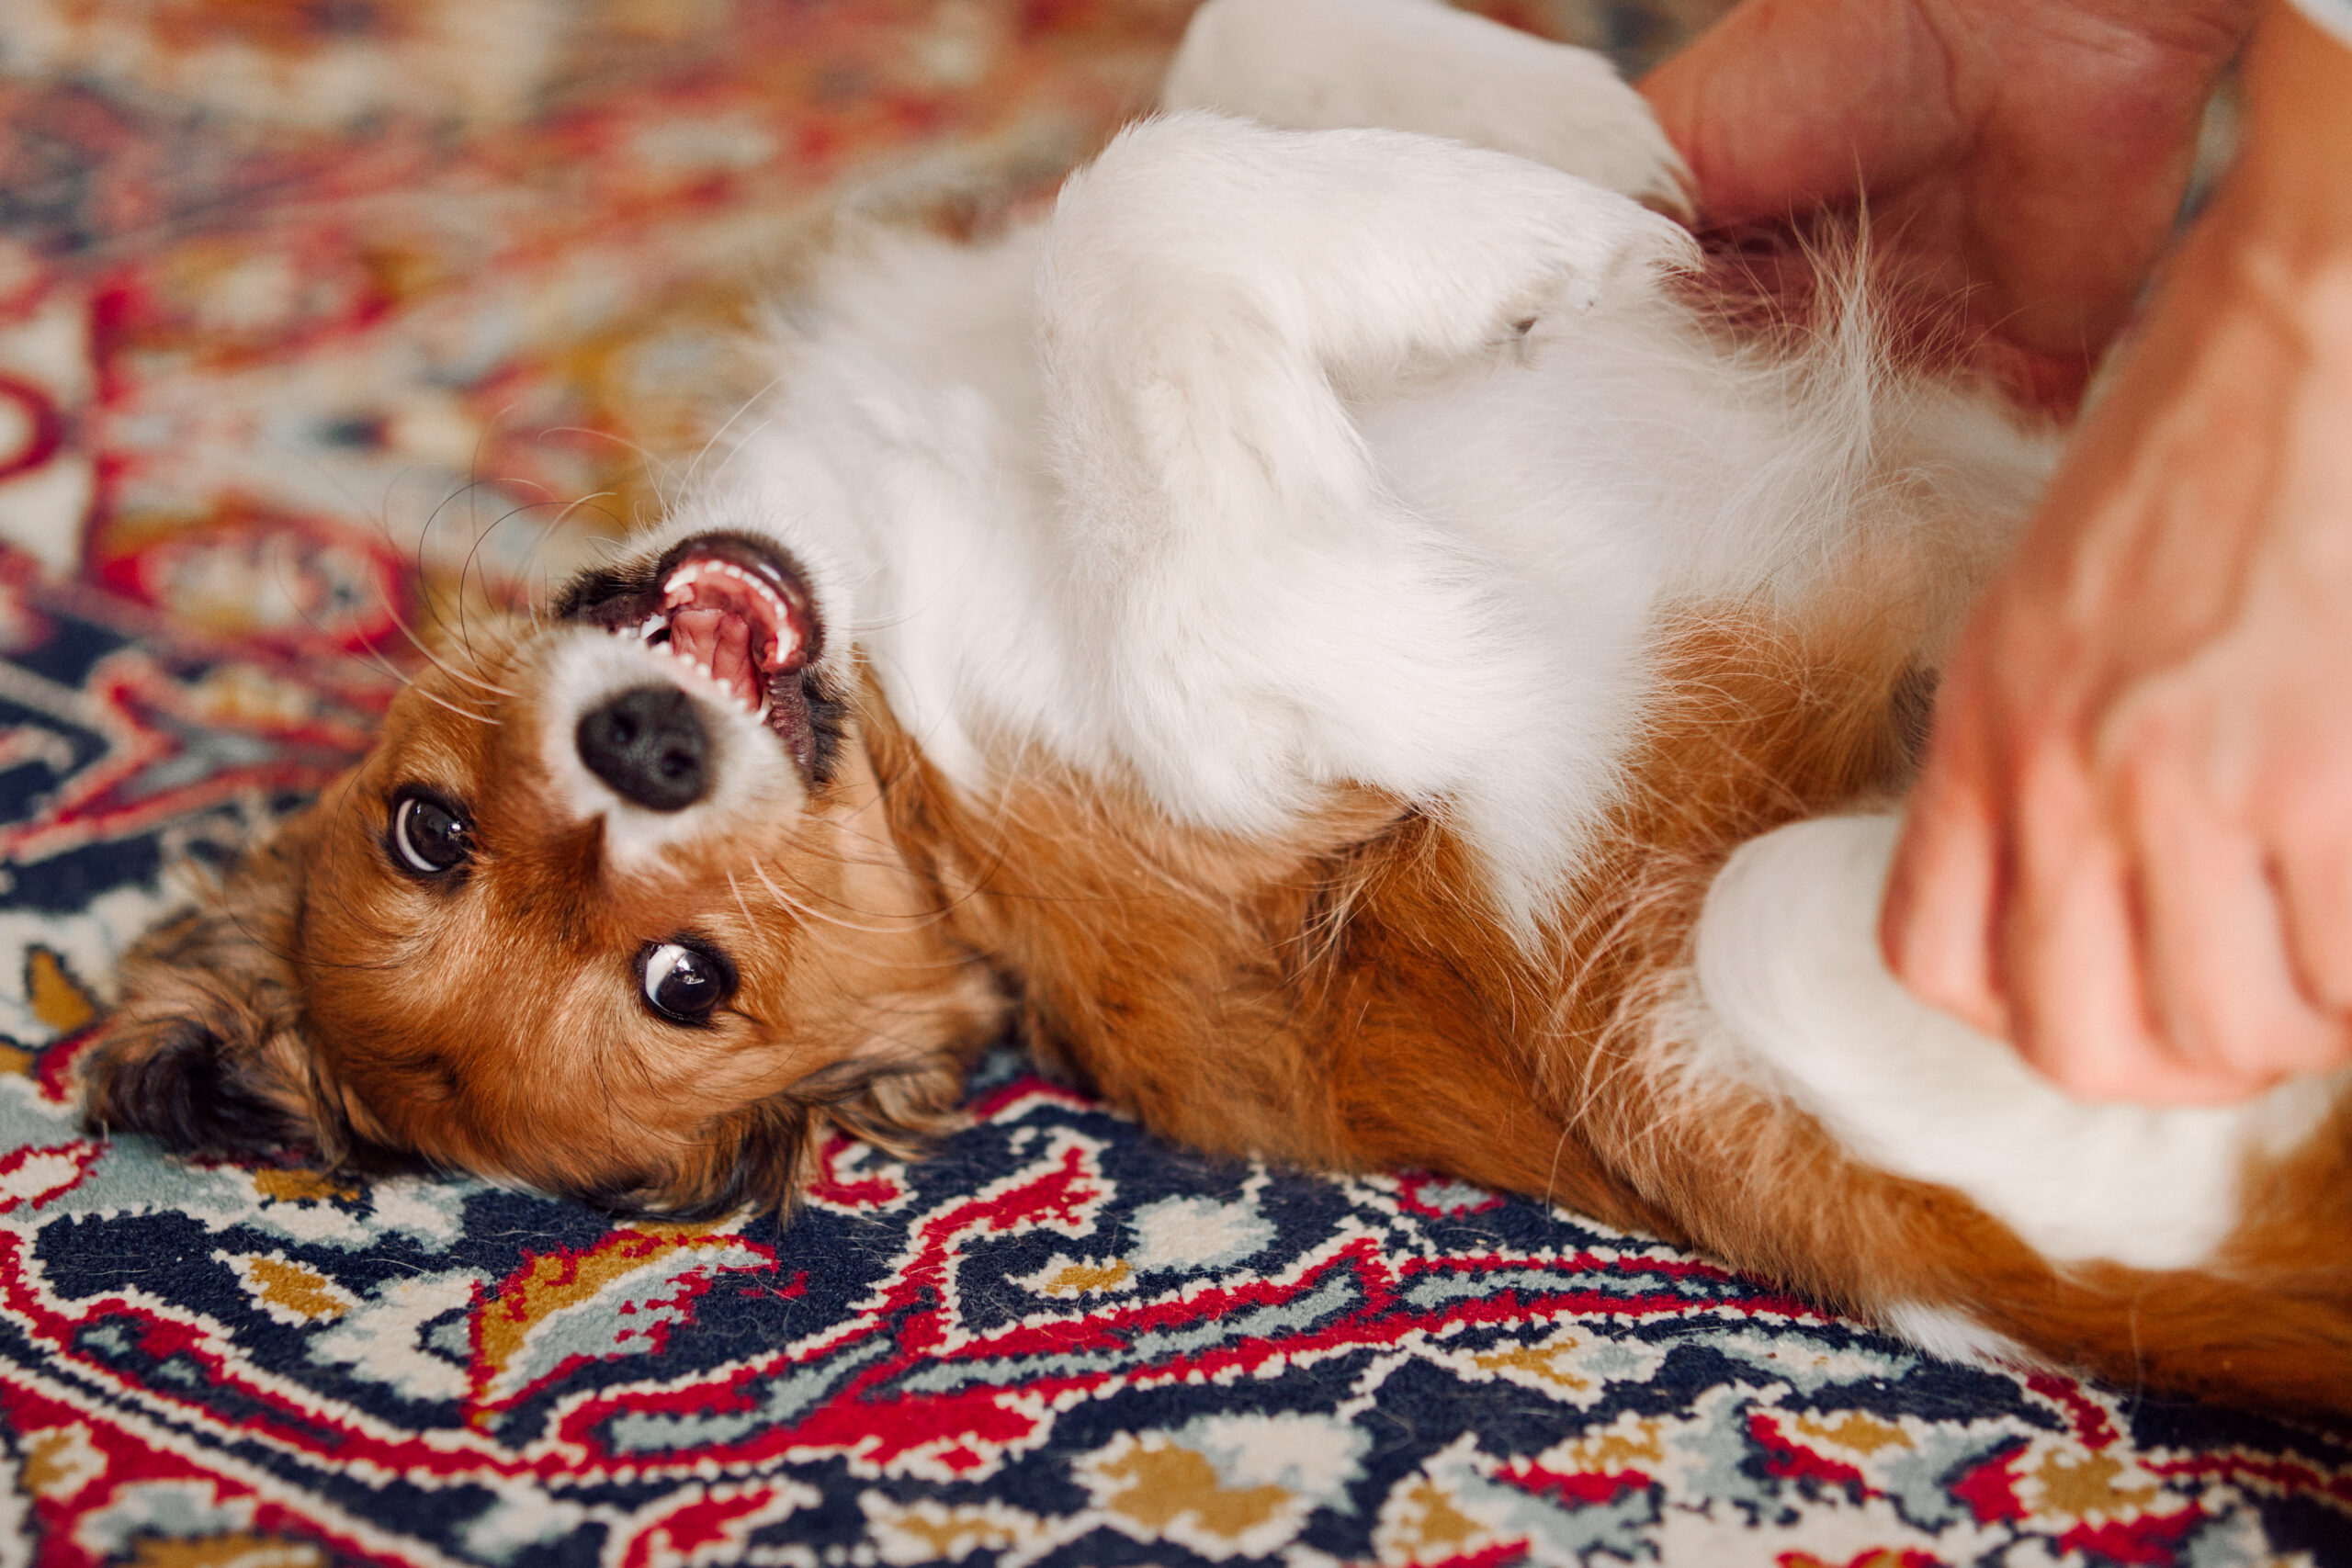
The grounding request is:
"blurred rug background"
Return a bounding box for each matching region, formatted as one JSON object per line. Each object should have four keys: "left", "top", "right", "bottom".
{"left": 0, "top": 2, "right": 2345, "bottom": 1564}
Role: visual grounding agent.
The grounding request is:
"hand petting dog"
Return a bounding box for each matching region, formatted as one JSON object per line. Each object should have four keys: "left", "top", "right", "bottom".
{"left": 1654, "top": 0, "right": 2352, "bottom": 1104}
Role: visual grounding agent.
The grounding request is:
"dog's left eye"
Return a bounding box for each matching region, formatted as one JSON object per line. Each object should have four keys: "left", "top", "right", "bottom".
{"left": 640, "top": 941, "right": 734, "bottom": 1023}
{"left": 390, "top": 792, "right": 471, "bottom": 875}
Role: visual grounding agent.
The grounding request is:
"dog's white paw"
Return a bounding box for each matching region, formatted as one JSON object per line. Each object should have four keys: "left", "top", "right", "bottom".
{"left": 1261, "top": 130, "right": 1700, "bottom": 364}
{"left": 1047, "top": 113, "right": 1697, "bottom": 383}
{"left": 1487, "top": 45, "right": 1694, "bottom": 220}
{"left": 1482, "top": 169, "right": 1698, "bottom": 342}
{"left": 1162, "top": 0, "right": 1694, "bottom": 219}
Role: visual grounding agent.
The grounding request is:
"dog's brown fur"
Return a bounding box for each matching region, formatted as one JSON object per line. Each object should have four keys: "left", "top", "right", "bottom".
{"left": 84, "top": 563, "right": 2352, "bottom": 1415}
{"left": 871, "top": 597, "right": 2352, "bottom": 1416}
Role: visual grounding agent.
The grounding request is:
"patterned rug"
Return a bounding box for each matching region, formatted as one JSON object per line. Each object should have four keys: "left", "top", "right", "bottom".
{"left": 0, "top": 3, "right": 2347, "bottom": 1564}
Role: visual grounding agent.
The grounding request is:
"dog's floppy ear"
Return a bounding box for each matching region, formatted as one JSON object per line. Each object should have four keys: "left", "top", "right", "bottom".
{"left": 80, "top": 818, "right": 345, "bottom": 1166}
{"left": 615, "top": 1098, "right": 826, "bottom": 1222}
{"left": 613, "top": 958, "right": 1005, "bottom": 1219}
{"left": 816, "top": 1050, "right": 971, "bottom": 1159}
{"left": 616, "top": 1047, "right": 975, "bottom": 1221}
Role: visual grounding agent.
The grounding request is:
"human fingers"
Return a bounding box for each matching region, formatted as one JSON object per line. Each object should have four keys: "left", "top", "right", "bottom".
{"left": 2110, "top": 701, "right": 2347, "bottom": 1087}
{"left": 1881, "top": 693, "right": 2009, "bottom": 1041}
{"left": 2273, "top": 826, "right": 2352, "bottom": 1034}
{"left": 1945, "top": 0, "right": 2256, "bottom": 363}
{"left": 1645, "top": 0, "right": 2252, "bottom": 406}
{"left": 1996, "top": 750, "right": 2256, "bottom": 1104}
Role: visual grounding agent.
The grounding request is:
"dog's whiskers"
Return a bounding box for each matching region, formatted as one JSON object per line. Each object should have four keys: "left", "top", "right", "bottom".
{"left": 727, "top": 868, "right": 762, "bottom": 933}
{"left": 540, "top": 425, "right": 673, "bottom": 510}
{"left": 507, "top": 491, "right": 621, "bottom": 628}
{"left": 749, "top": 857, "right": 927, "bottom": 936}
{"left": 334, "top": 621, "right": 427, "bottom": 701}
{"left": 401, "top": 682, "right": 503, "bottom": 727}
{"left": 380, "top": 591, "right": 518, "bottom": 699}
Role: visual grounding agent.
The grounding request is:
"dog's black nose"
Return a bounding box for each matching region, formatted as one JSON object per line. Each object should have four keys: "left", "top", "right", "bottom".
{"left": 577, "top": 685, "right": 709, "bottom": 811}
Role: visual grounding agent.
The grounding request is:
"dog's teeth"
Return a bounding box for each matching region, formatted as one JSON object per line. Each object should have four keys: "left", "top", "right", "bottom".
{"left": 636, "top": 614, "right": 665, "bottom": 640}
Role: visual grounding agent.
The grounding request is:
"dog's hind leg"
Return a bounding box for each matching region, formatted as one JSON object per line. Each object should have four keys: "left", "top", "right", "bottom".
{"left": 1682, "top": 809, "right": 2352, "bottom": 1404}
{"left": 1036, "top": 113, "right": 1695, "bottom": 925}
{"left": 1693, "top": 812, "right": 2344, "bottom": 1277}
{"left": 1161, "top": 0, "right": 1690, "bottom": 216}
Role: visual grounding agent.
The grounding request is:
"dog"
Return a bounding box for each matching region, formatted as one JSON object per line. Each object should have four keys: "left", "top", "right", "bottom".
{"left": 81, "top": 0, "right": 2352, "bottom": 1414}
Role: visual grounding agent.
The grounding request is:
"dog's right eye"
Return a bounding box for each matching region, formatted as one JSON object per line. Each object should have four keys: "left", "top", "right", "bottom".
{"left": 390, "top": 793, "right": 471, "bottom": 876}
{"left": 639, "top": 941, "right": 734, "bottom": 1024}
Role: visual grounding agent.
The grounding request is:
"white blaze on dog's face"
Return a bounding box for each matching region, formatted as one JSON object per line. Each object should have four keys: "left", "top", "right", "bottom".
{"left": 82, "top": 531, "right": 1005, "bottom": 1216}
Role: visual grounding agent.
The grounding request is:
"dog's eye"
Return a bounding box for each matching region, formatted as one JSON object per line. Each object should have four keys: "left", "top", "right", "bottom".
{"left": 640, "top": 941, "right": 734, "bottom": 1023}
{"left": 390, "top": 793, "right": 471, "bottom": 875}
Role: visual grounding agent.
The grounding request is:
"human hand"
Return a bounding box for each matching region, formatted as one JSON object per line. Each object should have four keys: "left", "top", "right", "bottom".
{"left": 1878, "top": 6, "right": 2352, "bottom": 1102}
{"left": 1640, "top": 0, "right": 2256, "bottom": 408}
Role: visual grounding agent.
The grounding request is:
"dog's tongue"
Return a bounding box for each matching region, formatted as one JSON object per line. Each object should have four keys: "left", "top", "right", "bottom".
{"left": 669, "top": 607, "right": 759, "bottom": 706}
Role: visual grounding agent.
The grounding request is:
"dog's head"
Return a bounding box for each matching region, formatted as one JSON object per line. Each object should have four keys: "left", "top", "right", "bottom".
{"left": 80, "top": 523, "right": 1007, "bottom": 1216}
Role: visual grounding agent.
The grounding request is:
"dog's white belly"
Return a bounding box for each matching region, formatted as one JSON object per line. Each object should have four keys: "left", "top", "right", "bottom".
{"left": 1691, "top": 813, "right": 2341, "bottom": 1271}
{"left": 1161, "top": 0, "right": 1690, "bottom": 213}
{"left": 846, "top": 328, "right": 1718, "bottom": 931}
{"left": 1358, "top": 313, "right": 1867, "bottom": 613}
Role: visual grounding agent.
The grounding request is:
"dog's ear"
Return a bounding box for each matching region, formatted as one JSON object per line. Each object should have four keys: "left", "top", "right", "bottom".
{"left": 614, "top": 1099, "right": 826, "bottom": 1222}
{"left": 813, "top": 1049, "right": 971, "bottom": 1159}
{"left": 80, "top": 819, "right": 345, "bottom": 1166}
{"left": 620, "top": 961, "right": 1003, "bottom": 1219}
{"left": 610, "top": 1047, "right": 974, "bottom": 1221}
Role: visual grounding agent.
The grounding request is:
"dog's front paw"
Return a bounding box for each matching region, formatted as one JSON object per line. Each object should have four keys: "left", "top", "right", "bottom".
{"left": 1162, "top": 0, "right": 1693, "bottom": 220}
{"left": 1334, "top": 139, "right": 1696, "bottom": 363}
{"left": 1470, "top": 40, "right": 1694, "bottom": 221}
{"left": 1046, "top": 114, "right": 1696, "bottom": 383}
{"left": 1491, "top": 175, "right": 1698, "bottom": 341}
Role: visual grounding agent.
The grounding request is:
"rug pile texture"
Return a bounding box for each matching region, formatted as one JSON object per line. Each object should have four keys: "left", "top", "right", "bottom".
{"left": 0, "top": 2, "right": 2346, "bottom": 1563}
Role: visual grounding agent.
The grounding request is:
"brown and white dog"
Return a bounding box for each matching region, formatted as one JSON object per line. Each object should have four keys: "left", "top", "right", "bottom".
{"left": 81, "top": 0, "right": 2352, "bottom": 1413}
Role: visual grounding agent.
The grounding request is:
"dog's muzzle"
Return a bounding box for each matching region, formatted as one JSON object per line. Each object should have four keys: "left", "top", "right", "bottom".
{"left": 556, "top": 531, "right": 828, "bottom": 782}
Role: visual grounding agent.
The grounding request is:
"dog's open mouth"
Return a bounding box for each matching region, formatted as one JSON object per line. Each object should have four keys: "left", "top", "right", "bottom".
{"left": 560, "top": 532, "right": 828, "bottom": 775}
